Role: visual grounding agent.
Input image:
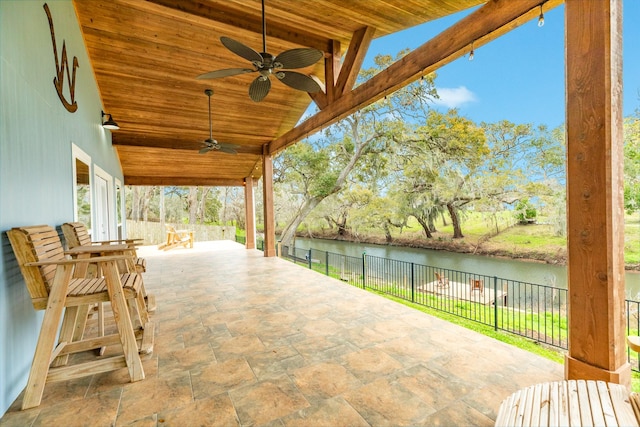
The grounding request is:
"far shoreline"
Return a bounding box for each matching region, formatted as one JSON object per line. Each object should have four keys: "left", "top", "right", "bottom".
{"left": 292, "top": 230, "right": 640, "bottom": 273}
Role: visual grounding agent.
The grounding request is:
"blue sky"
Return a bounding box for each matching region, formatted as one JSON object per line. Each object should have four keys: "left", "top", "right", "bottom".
{"left": 362, "top": 2, "right": 640, "bottom": 129}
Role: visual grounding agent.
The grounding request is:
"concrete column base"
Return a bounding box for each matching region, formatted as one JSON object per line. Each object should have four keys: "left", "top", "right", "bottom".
{"left": 565, "top": 355, "right": 631, "bottom": 389}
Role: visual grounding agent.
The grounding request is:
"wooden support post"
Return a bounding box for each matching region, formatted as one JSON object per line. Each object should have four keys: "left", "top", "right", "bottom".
{"left": 262, "top": 149, "right": 276, "bottom": 257}
{"left": 564, "top": 0, "right": 629, "bottom": 386}
{"left": 100, "top": 260, "right": 145, "bottom": 382}
{"left": 244, "top": 176, "right": 256, "bottom": 249}
{"left": 21, "top": 264, "right": 72, "bottom": 409}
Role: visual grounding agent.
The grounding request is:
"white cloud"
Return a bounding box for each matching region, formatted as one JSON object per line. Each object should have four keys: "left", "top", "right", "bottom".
{"left": 432, "top": 86, "right": 477, "bottom": 108}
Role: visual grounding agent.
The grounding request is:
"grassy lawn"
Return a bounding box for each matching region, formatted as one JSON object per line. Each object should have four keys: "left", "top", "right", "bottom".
{"left": 488, "top": 224, "right": 566, "bottom": 247}
{"left": 626, "top": 214, "right": 640, "bottom": 265}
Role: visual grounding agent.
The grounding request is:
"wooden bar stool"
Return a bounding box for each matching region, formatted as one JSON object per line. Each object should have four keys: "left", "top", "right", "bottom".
{"left": 7, "top": 225, "right": 153, "bottom": 409}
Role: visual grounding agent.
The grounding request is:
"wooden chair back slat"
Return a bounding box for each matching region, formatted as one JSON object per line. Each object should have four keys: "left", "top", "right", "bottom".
{"left": 62, "top": 222, "right": 92, "bottom": 247}
{"left": 33, "top": 240, "right": 65, "bottom": 285}
{"left": 7, "top": 225, "right": 67, "bottom": 305}
{"left": 29, "top": 227, "right": 66, "bottom": 289}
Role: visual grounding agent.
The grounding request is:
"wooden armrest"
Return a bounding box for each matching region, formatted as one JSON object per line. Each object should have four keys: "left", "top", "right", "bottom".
{"left": 25, "top": 254, "right": 133, "bottom": 267}
{"left": 92, "top": 238, "right": 142, "bottom": 244}
{"left": 65, "top": 244, "right": 130, "bottom": 255}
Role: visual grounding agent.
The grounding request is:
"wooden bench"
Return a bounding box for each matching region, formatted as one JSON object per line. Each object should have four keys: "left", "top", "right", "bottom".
{"left": 158, "top": 224, "right": 194, "bottom": 251}
{"left": 435, "top": 271, "right": 449, "bottom": 287}
{"left": 7, "top": 225, "right": 154, "bottom": 409}
{"left": 470, "top": 278, "right": 484, "bottom": 293}
{"left": 495, "top": 380, "right": 639, "bottom": 426}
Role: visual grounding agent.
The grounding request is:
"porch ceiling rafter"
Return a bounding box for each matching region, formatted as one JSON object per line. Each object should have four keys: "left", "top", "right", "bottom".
{"left": 312, "top": 26, "right": 376, "bottom": 109}
{"left": 125, "top": 176, "right": 244, "bottom": 186}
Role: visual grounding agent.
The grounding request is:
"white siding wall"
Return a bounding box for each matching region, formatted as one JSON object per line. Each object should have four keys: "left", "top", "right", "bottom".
{"left": 0, "top": 1, "right": 124, "bottom": 414}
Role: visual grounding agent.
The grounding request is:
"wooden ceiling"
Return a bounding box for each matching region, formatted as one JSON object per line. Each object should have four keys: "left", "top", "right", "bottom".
{"left": 73, "top": 0, "right": 559, "bottom": 186}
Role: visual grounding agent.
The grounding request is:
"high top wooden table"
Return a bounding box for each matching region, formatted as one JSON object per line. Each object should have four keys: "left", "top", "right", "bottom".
{"left": 495, "top": 379, "right": 638, "bottom": 426}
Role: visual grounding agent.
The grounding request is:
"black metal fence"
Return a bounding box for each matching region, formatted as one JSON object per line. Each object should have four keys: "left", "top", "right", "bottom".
{"left": 235, "top": 236, "right": 639, "bottom": 370}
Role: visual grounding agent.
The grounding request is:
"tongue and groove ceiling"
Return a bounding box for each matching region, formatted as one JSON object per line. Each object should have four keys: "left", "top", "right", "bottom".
{"left": 73, "top": 0, "right": 560, "bottom": 186}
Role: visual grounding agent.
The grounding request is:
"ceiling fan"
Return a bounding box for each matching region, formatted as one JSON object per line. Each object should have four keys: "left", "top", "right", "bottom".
{"left": 196, "top": 0, "right": 324, "bottom": 102}
{"left": 199, "top": 89, "right": 239, "bottom": 154}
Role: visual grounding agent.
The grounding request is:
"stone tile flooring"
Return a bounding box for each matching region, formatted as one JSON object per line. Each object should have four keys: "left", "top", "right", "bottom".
{"left": 0, "top": 241, "right": 563, "bottom": 426}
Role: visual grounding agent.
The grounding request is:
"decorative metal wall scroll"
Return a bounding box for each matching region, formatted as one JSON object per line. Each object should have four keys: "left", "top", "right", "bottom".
{"left": 43, "top": 3, "right": 79, "bottom": 113}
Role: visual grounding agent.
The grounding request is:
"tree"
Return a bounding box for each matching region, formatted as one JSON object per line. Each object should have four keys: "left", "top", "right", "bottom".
{"left": 186, "top": 187, "right": 222, "bottom": 224}
{"left": 514, "top": 198, "right": 537, "bottom": 224}
{"left": 397, "top": 109, "right": 488, "bottom": 238}
{"left": 624, "top": 117, "right": 640, "bottom": 214}
{"left": 219, "top": 186, "right": 247, "bottom": 228}
{"left": 274, "top": 52, "right": 433, "bottom": 247}
{"left": 126, "top": 185, "right": 223, "bottom": 225}
{"left": 275, "top": 111, "right": 391, "bottom": 247}
{"left": 526, "top": 125, "right": 566, "bottom": 236}
{"left": 318, "top": 187, "right": 371, "bottom": 236}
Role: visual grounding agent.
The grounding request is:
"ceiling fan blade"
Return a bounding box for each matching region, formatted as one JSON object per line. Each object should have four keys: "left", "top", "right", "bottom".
{"left": 219, "top": 145, "right": 238, "bottom": 154}
{"left": 277, "top": 71, "right": 322, "bottom": 93}
{"left": 197, "top": 68, "right": 255, "bottom": 80}
{"left": 199, "top": 146, "right": 213, "bottom": 154}
{"left": 275, "top": 48, "right": 323, "bottom": 69}
{"left": 220, "top": 36, "right": 263, "bottom": 64}
{"left": 249, "top": 77, "right": 271, "bottom": 102}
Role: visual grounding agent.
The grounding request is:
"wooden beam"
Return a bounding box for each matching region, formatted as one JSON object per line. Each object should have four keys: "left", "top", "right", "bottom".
{"left": 334, "top": 26, "right": 375, "bottom": 97}
{"left": 262, "top": 149, "right": 276, "bottom": 257}
{"left": 564, "top": 0, "right": 629, "bottom": 386}
{"left": 310, "top": 41, "right": 338, "bottom": 109}
{"left": 249, "top": 159, "right": 263, "bottom": 179}
{"left": 269, "top": 0, "right": 563, "bottom": 154}
{"left": 124, "top": 176, "right": 243, "bottom": 186}
{"left": 244, "top": 176, "right": 256, "bottom": 250}
{"left": 112, "top": 138, "right": 264, "bottom": 155}
{"left": 145, "top": 0, "right": 331, "bottom": 52}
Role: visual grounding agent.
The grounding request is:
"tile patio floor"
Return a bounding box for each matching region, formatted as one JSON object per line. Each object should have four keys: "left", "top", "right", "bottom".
{"left": 1, "top": 240, "right": 563, "bottom": 426}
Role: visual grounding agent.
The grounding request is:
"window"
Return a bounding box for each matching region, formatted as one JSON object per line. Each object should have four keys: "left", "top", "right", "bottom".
{"left": 72, "top": 144, "right": 92, "bottom": 230}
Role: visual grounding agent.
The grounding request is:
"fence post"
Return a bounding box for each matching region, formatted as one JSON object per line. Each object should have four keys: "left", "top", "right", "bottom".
{"left": 494, "top": 276, "right": 499, "bottom": 331}
{"left": 308, "top": 249, "right": 312, "bottom": 269}
{"left": 362, "top": 252, "right": 366, "bottom": 289}
{"left": 325, "top": 251, "right": 329, "bottom": 276}
{"left": 411, "top": 262, "right": 415, "bottom": 303}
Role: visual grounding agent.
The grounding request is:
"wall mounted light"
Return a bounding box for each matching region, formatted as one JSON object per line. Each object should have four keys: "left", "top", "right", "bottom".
{"left": 468, "top": 41, "right": 475, "bottom": 61}
{"left": 538, "top": 4, "right": 545, "bottom": 27}
{"left": 101, "top": 110, "right": 119, "bottom": 130}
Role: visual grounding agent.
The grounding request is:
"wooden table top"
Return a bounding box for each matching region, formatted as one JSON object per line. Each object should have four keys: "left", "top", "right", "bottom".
{"left": 495, "top": 379, "right": 638, "bottom": 426}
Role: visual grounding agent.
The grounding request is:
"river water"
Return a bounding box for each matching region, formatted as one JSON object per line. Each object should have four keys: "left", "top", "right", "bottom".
{"left": 293, "top": 237, "right": 640, "bottom": 299}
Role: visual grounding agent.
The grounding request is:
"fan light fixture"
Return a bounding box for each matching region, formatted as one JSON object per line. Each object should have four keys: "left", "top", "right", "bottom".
{"left": 101, "top": 111, "right": 119, "bottom": 130}
{"left": 468, "top": 41, "right": 475, "bottom": 61}
{"left": 538, "top": 5, "right": 545, "bottom": 27}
